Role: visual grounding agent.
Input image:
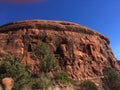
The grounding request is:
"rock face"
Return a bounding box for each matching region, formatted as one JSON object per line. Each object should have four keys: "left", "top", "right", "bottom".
{"left": 0, "top": 20, "right": 119, "bottom": 82}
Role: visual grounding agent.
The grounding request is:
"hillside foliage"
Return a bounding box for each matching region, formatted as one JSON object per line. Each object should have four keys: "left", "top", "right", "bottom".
{"left": 0, "top": 56, "right": 31, "bottom": 90}
{"left": 102, "top": 67, "right": 120, "bottom": 90}
{"left": 80, "top": 80, "right": 98, "bottom": 90}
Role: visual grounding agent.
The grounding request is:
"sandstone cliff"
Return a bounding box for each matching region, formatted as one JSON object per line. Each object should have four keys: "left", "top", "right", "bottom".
{"left": 0, "top": 20, "right": 119, "bottom": 84}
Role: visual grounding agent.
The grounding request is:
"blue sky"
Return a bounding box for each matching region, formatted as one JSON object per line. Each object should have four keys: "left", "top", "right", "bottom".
{"left": 0, "top": 0, "right": 120, "bottom": 60}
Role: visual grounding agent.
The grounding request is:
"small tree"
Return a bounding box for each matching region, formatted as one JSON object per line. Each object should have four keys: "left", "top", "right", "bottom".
{"left": 0, "top": 56, "right": 31, "bottom": 90}
{"left": 102, "top": 67, "right": 120, "bottom": 90}
{"left": 80, "top": 80, "right": 98, "bottom": 90}
{"left": 31, "top": 42, "right": 60, "bottom": 89}
{"left": 32, "top": 42, "right": 60, "bottom": 74}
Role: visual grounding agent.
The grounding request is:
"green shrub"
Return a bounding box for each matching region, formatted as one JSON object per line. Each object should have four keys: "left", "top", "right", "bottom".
{"left": 32, "top": 73, "right": 51, "bottom": 90}
{"left": 0, "top": 56, "right": 31, "bottom": 90}
{"left": 102, "top": 67, "right": 120, "bottom": 90}
{"left": 80, "top": 80, "right": 98, "bottom": 90}
{"left": 31, "top": 42, "right": 60, "bottom": 89}
{"left": 32, "top": 42, "right": 60, "bottom": 73}
{"left": 55, "top": 71, "right": 73, "bottom": 84}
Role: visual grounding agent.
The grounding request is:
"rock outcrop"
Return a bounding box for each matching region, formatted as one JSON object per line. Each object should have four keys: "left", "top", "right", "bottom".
{"left": 1, "top": 77, "right": 14, "bottom": 90}
{"left": 0, "top": 20, "right": 119, "bottom": 83}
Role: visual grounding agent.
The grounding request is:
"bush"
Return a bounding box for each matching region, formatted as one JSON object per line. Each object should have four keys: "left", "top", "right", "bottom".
{"left": 55, "top": 71, "right": 73, "bottom": 84}
{"left": 0, "top": 56, "right": 31, "bottom": 90}
{"left": 32, "top": 73, "right": 51, "bottom": 90}
{"left": 80, "top": 80, "right": 98, "bottom": 90}
{"left": 32, "top": 42, "right": 60, "bottom": 73}
{"left": 102, "top": 67, "right": 120, "bottom": 90}
{"left": 31, "top": 42, "right": 60, "bottom": 89}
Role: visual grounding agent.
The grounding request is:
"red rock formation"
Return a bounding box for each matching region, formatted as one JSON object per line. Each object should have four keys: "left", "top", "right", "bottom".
{"left": 1, "top": 77, "right": 14, "bottom": 90}
{"left": 0, "top": 20, "right": 119, "bottom": 82}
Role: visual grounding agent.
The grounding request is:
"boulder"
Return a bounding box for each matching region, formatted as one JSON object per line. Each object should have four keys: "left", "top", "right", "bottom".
{"left": 1, "top": 77, "right": 14, "bottom": 90}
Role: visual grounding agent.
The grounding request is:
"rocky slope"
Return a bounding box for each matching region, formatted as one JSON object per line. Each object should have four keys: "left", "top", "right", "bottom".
{"left": 0, "top": 20, "right": 119, "bottom": 85}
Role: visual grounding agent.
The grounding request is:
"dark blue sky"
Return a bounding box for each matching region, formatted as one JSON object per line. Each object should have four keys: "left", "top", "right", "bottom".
{"left": 0, "top": 0, "right": 120, "bottom": 60}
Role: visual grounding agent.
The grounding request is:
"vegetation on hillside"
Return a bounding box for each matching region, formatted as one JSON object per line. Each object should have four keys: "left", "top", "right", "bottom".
{"left": 31, "top": 42, "right": 60, "bottom": 74}
{"left": 102, "top": 67, "right": 120, "bottom": 90}
{"left": 31, "top": 42, "right": 60, "bottom": 90}
{"left": 31, "top": 42, "right": 74, "bottom": 89}
{"left": 1, "top": 42, "right": 119, "bottom": 90}
{"left": 80, "top": 80, "right": 98, "bottom": 90}
{"left": 0, "top": 42, "right": 73, "bottom": 90}
{"left": 0, "top": 56, "right": 31, "bottom": 90}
